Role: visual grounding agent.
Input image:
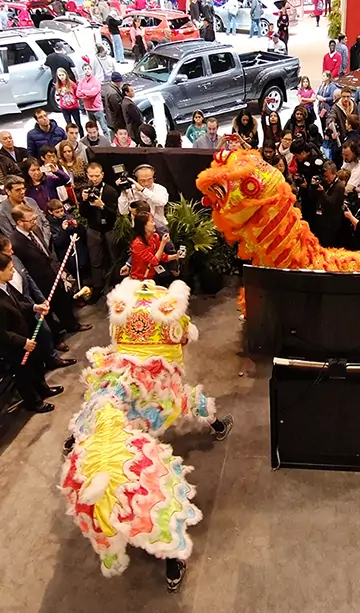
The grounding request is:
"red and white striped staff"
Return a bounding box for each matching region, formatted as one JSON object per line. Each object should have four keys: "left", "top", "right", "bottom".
{"left": 21, "top": 234, "right": 78, "bottom": 366}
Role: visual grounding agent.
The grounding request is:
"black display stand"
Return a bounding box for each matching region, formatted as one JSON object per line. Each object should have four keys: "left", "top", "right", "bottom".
{"left": 270, "top": 361, "right": 360, "bottom": 471}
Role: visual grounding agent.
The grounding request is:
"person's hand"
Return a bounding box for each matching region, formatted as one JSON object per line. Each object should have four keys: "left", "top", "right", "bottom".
{"left": 62, "top": 220, "right": 69, "bottom": 230}
{"left": 34, "top": 302, "right": 50, "bottom": 316}
{"left": 71, "top": 219, "right": 78, "bottom": 227}
{"left": 82, "top": 189, "right": 89, "bottom": 201}
{"left": 91, "top": 198, "right": 104, "bottom": 208}
{"left": 120, "top": 264, "right": 130, "bottom": 276}
{"left": 344, "top": 209, "right": 352, "bottom": 219}
{"left": 161, "top": 233, "right": 170, "bottom": 245}
{"left": 316, "top": 184, "right": 324, "bottom": 191}
{"left": 317, "top": 95, "right": 324, "bottom": 102}
{"left": 25, "top": 338, "right": 36, "bottom": 352}
{"left": 127, "top": 177, "right": 143, "bottom": 192}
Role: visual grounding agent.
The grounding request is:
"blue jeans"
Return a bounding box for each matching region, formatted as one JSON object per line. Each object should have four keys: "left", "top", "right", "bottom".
{"left": 226, "top": 12, "right": 237, "bottom": 35}
{"left": 250, "top": 18, "right": 261, "bottom": 38}
{"left": 88, "top": 110, "right": 110, "bottom": 138}
{"left": 112, "top": 33, "right": 124, "bottom": 62}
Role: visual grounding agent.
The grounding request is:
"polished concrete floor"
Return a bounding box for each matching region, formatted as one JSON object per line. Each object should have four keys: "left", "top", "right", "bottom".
{"left": 1, "top": 286, "right": 360, "bottom": 613}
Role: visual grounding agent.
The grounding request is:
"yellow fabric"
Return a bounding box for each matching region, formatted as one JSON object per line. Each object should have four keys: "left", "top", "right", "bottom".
{"left": 115, "top": 343, "right": 184, "bottom": 365}
{"left": 81, "top": 404, "right": 135, "bottom": 537}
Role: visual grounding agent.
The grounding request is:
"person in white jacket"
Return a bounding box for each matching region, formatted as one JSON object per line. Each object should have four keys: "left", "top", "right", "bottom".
{"left": 91, "top": 44, "right": 117, "bottom": 83}
{"left": 225, "top": 0, "right": 238, "bottom": 36}
{"left": 117, "top": 164, "right": 169, "bottom": 225}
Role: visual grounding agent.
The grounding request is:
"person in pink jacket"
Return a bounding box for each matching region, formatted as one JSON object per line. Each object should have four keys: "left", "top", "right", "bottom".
{"left": 322, "top": 39, "right": 342, "bottom": 79}
{"left": 76, "top": 63, "right": 110, "bottom": 138}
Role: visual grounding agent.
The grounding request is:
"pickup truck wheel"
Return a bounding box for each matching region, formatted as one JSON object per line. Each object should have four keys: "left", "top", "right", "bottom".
{"left": 101, "top": 37, "right": 114, "bottom": 57}
{"left": 214, "top": 15, "right": 224, "bottom": 32}
{"left": 48, "top": 83, "right": 61, "bottom": 113}
{"left": 260, "top": 85, "right": 284, "bottom": 113}
{"left": 260, "top": 19, "right": 270, "bottom": 36}
{"left": 143, "top": 108, "right": 171, "bottom": 132}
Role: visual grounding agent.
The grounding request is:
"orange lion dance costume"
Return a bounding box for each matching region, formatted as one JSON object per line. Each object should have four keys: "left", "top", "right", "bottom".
{"left": 196, "top": 149, "right": 360, "bottom": 273}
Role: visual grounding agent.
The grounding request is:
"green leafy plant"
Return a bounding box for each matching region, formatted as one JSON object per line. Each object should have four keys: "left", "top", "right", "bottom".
{"left": 166, "top": 195, "right": 218, "bottom": 259}
{"left": 328, "top": 0, "right": 342, "bottom": 40}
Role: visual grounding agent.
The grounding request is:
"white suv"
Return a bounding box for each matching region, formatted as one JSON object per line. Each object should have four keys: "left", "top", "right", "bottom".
{"left": 0, "top": 28, "right": 87, "bottom": 117}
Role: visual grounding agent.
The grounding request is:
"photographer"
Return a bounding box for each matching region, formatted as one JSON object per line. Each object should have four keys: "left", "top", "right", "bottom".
{"left": 343, "top": 203, "right": 360, "bottom": 249}
{"left": 79, "top": 162, "right": 118, "bottom": 303}
{"left": 290, "top": 138, "right": 325, "bottom": 224}
{"left": 120, "top": 200, "right": 180, "bottom": 286}
{"left": 311, "top": 161, "right": 345, "bottom": 247}
{"left": 117, "top": 164, "right": 169, "bottom": 225}
{"left": 342, "top": 140, "right": 360, "bottom": 196}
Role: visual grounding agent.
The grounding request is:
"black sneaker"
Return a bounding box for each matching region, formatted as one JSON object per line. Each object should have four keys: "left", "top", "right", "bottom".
{"left": 213, "top": 414, "right": 234, "bottom": 441}
{"left": 166, "top": 561, "right": 186, "bottom": 593}
{"left": 63, "top": 435, "right": 75, "bottom": 457}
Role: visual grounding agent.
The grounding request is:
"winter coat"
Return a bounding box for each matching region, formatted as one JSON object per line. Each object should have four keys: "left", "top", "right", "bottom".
{"left": 27, "top": 120, "right": 66, "bottom": 160}
{"left": 76, "top": 75, "right": 103, "bottom": 112}
{"left": 250, "top": 0, "right": 262, "bottom": 20}
{"left": 102, "top": 82, "right": 125, "bottom": 129}
{"left": 350, "top": 41, "right": 360, "bottom": 72}
{"left": 327, "top": 98, "right": 358, "bottom": 143}
{"left": 106, "top": 15, "right": 123, "bottom": 35}
{"left": 26, "top": 170, "right": 71, "bottom": 213}
{"left": 317, "top": 80, "right": 337, "bottom": 115}
{"left": 91, "top": 53, "right": 117, "bottom": 83}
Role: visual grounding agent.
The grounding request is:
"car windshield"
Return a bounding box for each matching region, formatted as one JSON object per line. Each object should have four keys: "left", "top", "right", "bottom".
{"left": 133, "top": 53, "right": 177, "bottom": 82}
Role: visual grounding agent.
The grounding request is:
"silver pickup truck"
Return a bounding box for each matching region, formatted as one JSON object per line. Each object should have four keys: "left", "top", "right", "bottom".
{"left": 128, "top": 40, "right": 300, "bottom": 127}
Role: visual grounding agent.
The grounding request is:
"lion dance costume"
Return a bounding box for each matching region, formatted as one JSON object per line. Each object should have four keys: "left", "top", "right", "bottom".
{"left": 60, "top": 279, "right": 217, "bottom": 579}
{"left": 197, "top": 149, "right": 360, "bottom": 272}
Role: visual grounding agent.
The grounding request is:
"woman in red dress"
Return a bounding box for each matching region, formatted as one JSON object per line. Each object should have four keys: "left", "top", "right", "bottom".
{"left": 130, "top": 212, "right": 180, "bottom": 280}
{"left": 314, "top": 0, "right": 324, "bottom": 27}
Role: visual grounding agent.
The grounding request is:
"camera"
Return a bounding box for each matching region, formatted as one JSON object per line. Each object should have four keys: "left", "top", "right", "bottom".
{"left": 84, "top": 186, "right": 101, "bottom": 203}
{"left": 113, "top": 163, "right": 132, "bottom": 191}
{"left": 67, "top": 219, "right": 77, "bottom": 227}
{"left": 310, "top": 175, "right": 325, "bottom": 189}
{"left": 342, "top": 191, "right": 359, "bottom": 213}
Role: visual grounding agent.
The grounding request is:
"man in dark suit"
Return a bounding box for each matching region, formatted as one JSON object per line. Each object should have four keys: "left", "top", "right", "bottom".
{"left": 121, "top": 83, "right": 143, "bottom": 144}
{"left": 0, "top": 131, "right": 29, "bottom": 167}
{"left": 0, "top": 253, "right": 64, "bottom": 413}
{"left": 10, "top": 204, "right": 92, "bottom": 335}
{"left": 0, "top": 233, "right": 77, "bottom": 370}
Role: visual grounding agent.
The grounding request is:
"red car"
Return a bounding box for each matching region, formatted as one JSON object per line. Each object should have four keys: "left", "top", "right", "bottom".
{"left": 100, "top": 10, "right": 199, "bottom": 55}
{"left": 6, "top": 0, "right": 57, "bottom": 28}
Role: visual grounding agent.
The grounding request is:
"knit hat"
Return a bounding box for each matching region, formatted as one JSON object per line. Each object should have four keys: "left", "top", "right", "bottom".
{"left": 111, "top": 72, "right": 123, "bottom": 83}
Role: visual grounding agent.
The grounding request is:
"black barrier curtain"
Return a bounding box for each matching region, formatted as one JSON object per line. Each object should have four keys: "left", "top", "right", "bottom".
{"left": 87, "top": 147, "right": 214, "bottom": 203}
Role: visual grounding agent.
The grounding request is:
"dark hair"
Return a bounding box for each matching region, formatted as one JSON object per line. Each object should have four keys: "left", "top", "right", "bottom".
{"left": 342, "top": 86, "right": 353, "bottom": 95}
{"left": 129, "top": 200, "right": 150, "bottom": 213}
{"left": 300, "top": 75, "right": 312, "bottom": 89}
{"left": 139, "top": 123, "right": 158, "bottom": 146}
{"left": 272, "top": 153, "right": 291, "bottom": 181}
{"left": 33, "top": 107, "right": 47, "bottom": 120}
{"left": 4, "top": 174, "right": 25, "bottom": 192}
{"left": 191, "top": 109, "right": 205, "bottom": 124}
{"left": 0, "top": 252, "right": 11, "bottom": 272}
{"left": 293, "top": 104, "right": 308, "bottom": 122}
{"left": 0, "top": 233, "right": 10, "bottom": 252}
{"left": 47, "top": 198, "right": 64, "bottom": 212}
{"left": 165, "top": 130, "right": 182, "bottom": 148}
{"left": 206, "top": 116, "right": 218, "bottom": 127}
{"left": 347, "top": 114, "right": 360, "bottom": 131}
{"left": 234, "top": 109, "right": 255, "bottom": 136}
{"left": 263, "top": 140, "right": 276, "bottom": 151}
{"left": 323, "top": 160, "right": 337, "bottom": 174}
{"left": 66, "top": 123, "right": 79, "bottom": 132}
{"left": 22, "top": 157, "right": 41, "bottom": 190}
{"left": 329, "top": 39, "right": 336, "bottom": 46}
{"left": 133, "top": 211, "right": 151, "bottom": 245}
{"left": 338, "top": 33, "right": 346, "bottom": 42}
{"left": 308, "top": 123, "right": 320, "bottom": 137}
{"left": 343, "top": 139, "right": 360, "bottom": 162}
{"left": 122, "top": 83, "right": 132, "bottom": 96}
{"left": 39, "top": 145, "right": 57, "bottom": 159}
{"left": 85, "top": 120, "right": 98, "bottom": 131}
{"left": 290, "top": 139, "right": 311, "bottom": 155}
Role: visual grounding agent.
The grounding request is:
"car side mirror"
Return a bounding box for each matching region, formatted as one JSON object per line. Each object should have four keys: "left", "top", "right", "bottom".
{"left": 175, "top": 74, "right": 188, "bottom": 84}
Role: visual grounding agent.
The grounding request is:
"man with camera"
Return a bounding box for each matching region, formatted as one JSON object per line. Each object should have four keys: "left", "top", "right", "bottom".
{"left": 342, "top": 140, "right": 360, "bottom": 195}
{"left": 311, "top": 161, "right": 345, "bottom": 247}
{"left": 290, "top": 139, "right": 325, "bottom": 225}
{"left": 79, "top": 162, "right": 118, "bottom": 304}
{"left": 117, "top": 164, "right": 169, "bottom": 225}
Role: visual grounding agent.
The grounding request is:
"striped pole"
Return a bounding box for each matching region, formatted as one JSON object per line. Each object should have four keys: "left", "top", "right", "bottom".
{"left": 21, "top": 234, "right": 78, "bottom": 366}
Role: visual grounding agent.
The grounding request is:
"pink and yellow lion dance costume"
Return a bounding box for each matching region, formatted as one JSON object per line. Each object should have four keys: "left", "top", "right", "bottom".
{"left": 60, "top": 279, "right": 217, "bottom": 578}
{"left": 197, "top": 149, "right": 360, "bottom": 273}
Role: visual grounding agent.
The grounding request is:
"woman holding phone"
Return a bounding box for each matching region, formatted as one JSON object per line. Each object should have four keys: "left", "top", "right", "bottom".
{"left": 130, "top": 212, "right": 180, "bottom": 281}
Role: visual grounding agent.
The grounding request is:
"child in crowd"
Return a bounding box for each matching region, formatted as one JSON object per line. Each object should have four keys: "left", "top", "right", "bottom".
{"left": 268, "top": 23, "right": 274, "bottom": 39}
{"left": 321, "top": 128, "right": 334, "bottom": 160}
{"left": 185, "top": 109, "right": 207, "bottom": 144}
{"left": 112, "top": 126, "right": 136, "bottom": 148}
{"left": 308, "top": 123, "right": 323, "bottom": 153}
{"left": 47, "top": 199, "right": 89, "bottom": 286}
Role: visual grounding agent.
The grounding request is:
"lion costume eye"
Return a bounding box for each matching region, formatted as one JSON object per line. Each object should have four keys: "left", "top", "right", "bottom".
{"left": 209, "top": 184, "right": 227, "bottom": 200}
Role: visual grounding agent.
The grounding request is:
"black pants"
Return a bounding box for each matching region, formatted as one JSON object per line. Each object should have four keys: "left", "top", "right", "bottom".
{"left": 62, "top": 108, "right": 84, "bottom": 138}
{"left": 50, "top": 283, "right": 78, "bottom": 333}
{"left": 12, "top": 349, "right": 48, "bottom": 409}
{"left": 315, "top": 15, "right": 320, "bottom": 25}
{"left": 86, "top": 228, "right": 116, "bottom": 291}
